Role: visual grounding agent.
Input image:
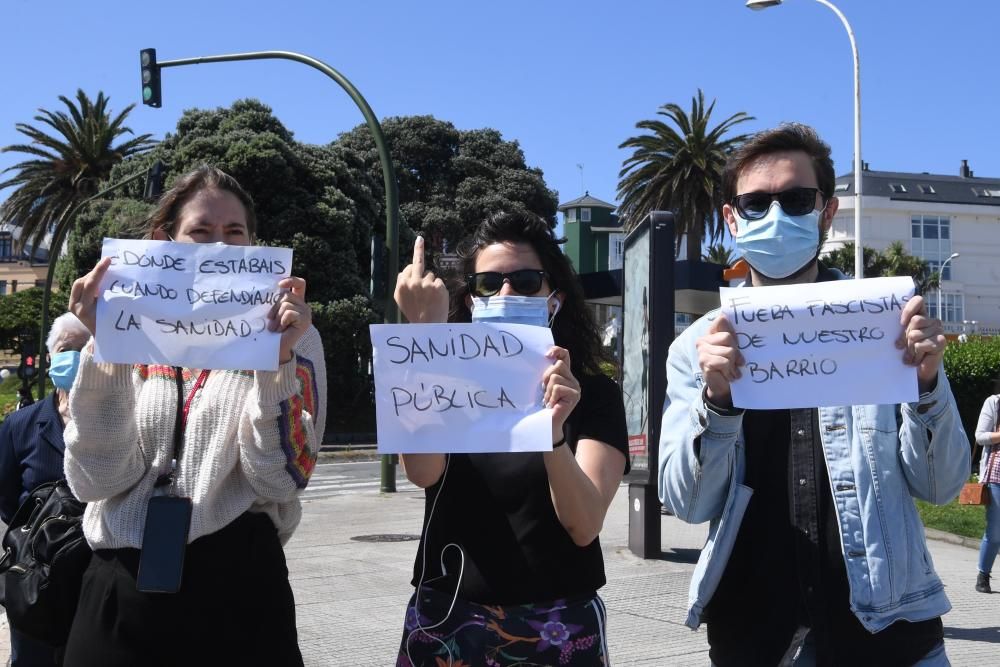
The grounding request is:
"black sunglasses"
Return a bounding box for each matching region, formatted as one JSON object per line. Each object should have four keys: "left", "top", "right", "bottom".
{"left": 731, "top": 187, "right": 824, "bottom": 221}
{"left": 466, "top": 270, "right": 547, "bottom": 297}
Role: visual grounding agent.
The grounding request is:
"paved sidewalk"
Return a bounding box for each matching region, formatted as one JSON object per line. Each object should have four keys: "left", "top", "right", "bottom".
{"left": 287, "top": 485, "right": 1000, "bottom": 666}
{"left": 1, "top": 485, "right": 997, "bottom": 665}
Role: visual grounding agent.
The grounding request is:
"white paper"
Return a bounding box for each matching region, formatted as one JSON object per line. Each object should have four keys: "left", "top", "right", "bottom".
{"left": 370, "top": 322, "right": 555, "bottom": 454}
{"left": 720, "top": 277, "right": 918, "bottom": 409}
{"left": 94, "top": 238, "right": 292, "bottom": 370}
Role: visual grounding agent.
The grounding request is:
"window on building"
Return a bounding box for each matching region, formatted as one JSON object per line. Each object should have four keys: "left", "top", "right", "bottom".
{"left": 581, "top": 208, "right": 592, "bottom": 222}
{"left": 608, "top": 234, "right": 625, "bottom": 271}
{"left": 0, "top": 281, "right": 6, "bottom": 295}
{"left": 929, "top": 292, "right": 964, "bottom": 323}
{"left": 911, "top": 215, "right": 953, "bottom": 279}
{"left": 566, "top": 209, "right": 577, "bottom": 223}
{"left": 0, "top": 232, "right": 11, "bottom": 262}
{"left": 986, "top": 188, "right": 1000, "bottom": 197}
{"left": 34, "top": 280, "right": 45, "bottom": 288}
{"left": 10, "top": 280, "right": 17, "bottom": 293}
{"left": 834, "top": 182, "right": 850, "bottom": 192}
{"left": 889, "top": 183, "right": 907, "bottom": 193}
{"left": 918, "top": 184, "right": 936, "bottom": 194}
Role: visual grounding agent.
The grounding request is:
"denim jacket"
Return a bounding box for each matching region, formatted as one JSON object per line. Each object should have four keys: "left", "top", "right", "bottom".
{"left": 658, "top": 308, "right": 970, "bottom": 633}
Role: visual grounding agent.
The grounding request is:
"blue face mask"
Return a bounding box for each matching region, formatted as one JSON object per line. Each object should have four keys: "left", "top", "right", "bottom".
{"left": 734, "top": 201, "right": 821, "bottom": 279}
{"left": 471, "top": 294, "right": 560, "bottom": 328}
{"left": 49, "top": 350, "right": 81, "bottom": 391}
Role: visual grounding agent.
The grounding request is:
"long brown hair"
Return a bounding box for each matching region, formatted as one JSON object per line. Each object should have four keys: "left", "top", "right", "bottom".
{"left": 144, "top": 165, "right": 258, "bottom": 241}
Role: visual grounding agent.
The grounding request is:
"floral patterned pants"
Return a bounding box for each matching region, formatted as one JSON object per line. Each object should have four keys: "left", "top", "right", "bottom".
{"left": 397, "top": 586, "right": 609, "bottom": 666}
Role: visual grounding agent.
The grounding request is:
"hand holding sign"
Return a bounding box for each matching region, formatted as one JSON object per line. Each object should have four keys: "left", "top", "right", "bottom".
{"left": 896, "top": 294, "right": 946, "bottom": 391}
{"left": 394, "top": 236, "right": 449, "bottom": 324}
{"left": 695, "top": 314, "right": 745, "bottom": 407}
{"left": 69, "top": 257, "right": 114, "bottom": 335}
{"left": 542, "top": 346, "right": 581, "bottom": 440}
{"left": 268, "top": 276, "right": 312, "bottom": 363}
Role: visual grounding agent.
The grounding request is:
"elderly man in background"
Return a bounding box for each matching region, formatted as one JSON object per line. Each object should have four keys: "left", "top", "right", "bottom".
{"left": 0, "top": 312, "right": 91, "bottom": 666}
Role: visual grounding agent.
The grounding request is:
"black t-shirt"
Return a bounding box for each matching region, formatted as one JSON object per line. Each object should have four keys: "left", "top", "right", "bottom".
{"left": 410, "top": 371, "right": 629, "bottom": 605}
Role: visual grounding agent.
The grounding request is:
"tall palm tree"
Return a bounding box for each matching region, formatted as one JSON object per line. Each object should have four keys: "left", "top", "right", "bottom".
{"left": 0, "top": 90, "right": 155, "bottom": 256}
{"left": 618, "top": 90, "right": 753, "bottom": 263}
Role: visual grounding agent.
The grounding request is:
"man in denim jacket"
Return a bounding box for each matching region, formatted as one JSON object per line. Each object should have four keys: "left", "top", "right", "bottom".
{"left": 658, "top": 124, "right": 969, "bottom": 666}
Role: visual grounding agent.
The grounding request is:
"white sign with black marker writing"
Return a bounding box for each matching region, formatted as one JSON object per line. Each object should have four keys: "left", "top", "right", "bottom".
{"left": 720, "top": 276, "right": 918, "bottom": 409}
{"left": 94, "top": 238, "right": 292, "bottom": 370}
{"left": 370, "top": 322, "right": 554, "bottom": 454}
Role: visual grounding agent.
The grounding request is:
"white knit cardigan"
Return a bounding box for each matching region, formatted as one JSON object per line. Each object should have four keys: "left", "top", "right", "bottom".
{"left": 64, "top": 325, "right": 327, "bottom": 549}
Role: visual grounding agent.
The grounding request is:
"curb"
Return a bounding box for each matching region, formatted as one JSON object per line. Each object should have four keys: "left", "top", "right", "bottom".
{"left": 317, "top": 449, "right": 380, "bottom": 463}
{"left": 924, "top": 526, "right": 981, "bottom": 550}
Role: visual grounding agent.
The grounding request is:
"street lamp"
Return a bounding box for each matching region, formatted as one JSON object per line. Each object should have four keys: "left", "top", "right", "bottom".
{"left": 746, "top": 0, "right": 864, "bottom": 279}
{"left": 936, "top": 252, "right": 959, "bottom": 322}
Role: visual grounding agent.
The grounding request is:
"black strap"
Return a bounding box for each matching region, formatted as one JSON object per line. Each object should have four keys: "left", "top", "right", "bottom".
{"left": 154, "top": 367, "right": 186, "bottom": 488}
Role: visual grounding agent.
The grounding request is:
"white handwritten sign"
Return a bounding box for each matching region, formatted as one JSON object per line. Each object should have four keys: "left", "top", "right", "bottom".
{"left": 94, "top": 238, "right": 292, "bottom": 370}
{"left": 370, "top": 323, "right": 555, "bottom": 454}
{"left": 720, "top": 277, "right": 918, "bottom": 409}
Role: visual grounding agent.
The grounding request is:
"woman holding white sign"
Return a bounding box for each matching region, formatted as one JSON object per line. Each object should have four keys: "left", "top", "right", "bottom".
{"left": 393, "top": 212, "right": 629, "bottom": 667}
{"left": 60, "top": 166, "right": 326, "bottom": 667}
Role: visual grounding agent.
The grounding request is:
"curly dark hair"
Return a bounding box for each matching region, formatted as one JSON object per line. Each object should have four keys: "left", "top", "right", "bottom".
{"left": 143, "top": 165, "right": 258, "bottom": 241}
{"left": 449, "top": 211, "right": 608, "bottom": 376}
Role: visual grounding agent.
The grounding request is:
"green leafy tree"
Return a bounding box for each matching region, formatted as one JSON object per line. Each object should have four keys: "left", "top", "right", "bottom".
{"left": 618, "top": 90, "right": 753, "bottom": 262}
{"left": 943, "top": 336, "right": 1000, "bottom": 458}
{"left": 0, "top": 90, "right": 154, "bottom": 255}
{"left": 702, "top": 243, "right": 735, "bottom": 266}
{"left": 331, "top": 115, "right": 558, "bottom": 264}
{"left": 0, "top": 288, "right": 68, "bottom": 354}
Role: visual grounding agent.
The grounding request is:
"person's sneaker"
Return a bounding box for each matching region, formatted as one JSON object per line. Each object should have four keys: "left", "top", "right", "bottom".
{"left": 975, "top": 571, "right": 991, "bottom": 594}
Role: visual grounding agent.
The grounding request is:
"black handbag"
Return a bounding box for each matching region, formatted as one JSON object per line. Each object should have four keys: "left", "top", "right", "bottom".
{"left": 0, "top": 479, "right": 91, "bottom": 645}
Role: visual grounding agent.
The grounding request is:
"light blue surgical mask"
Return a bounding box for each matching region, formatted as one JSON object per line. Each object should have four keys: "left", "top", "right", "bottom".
{"left": 49, "top": 350, "right": 81, "bottom": 391}
{"left": 471, "top": 294, "right": 561, "bottom": 328}
{"left": 734, "top": 201, "right": 821, "bottom": 279}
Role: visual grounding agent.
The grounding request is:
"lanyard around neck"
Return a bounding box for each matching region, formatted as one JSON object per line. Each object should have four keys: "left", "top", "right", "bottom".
{"left": 154, "top": 368, "right": 211, "bottom": 489}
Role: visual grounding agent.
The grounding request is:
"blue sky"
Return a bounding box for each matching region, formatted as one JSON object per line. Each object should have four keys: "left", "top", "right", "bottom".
{"left": 2, "top": 0, "right": 998, "bottom": 225}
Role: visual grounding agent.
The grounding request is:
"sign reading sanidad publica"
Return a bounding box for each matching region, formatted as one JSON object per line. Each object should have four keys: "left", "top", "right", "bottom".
{"left": 370, "top": 322, "right": 554, "bottom": 454}
{"left": 94, "top": 238, "right": 292, "bottom": 371}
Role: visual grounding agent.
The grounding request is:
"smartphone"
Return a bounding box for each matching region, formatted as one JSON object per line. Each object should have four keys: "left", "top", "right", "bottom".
{"left": 136, "top": 495, "right": 193, "bottom": 594}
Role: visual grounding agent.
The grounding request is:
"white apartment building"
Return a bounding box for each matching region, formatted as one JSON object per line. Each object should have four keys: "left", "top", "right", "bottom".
{"left": 827, "top": 160, "right": 1000, "bottom": 335}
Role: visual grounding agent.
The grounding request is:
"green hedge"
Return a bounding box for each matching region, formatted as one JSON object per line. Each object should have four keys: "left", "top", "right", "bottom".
{"left": 943, "top": 336, "right": 1000, "bottom": 459}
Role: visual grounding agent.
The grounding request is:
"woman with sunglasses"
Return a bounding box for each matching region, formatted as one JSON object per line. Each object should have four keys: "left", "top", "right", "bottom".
{"left": 393, "top": 211, "right": 629, "bottom": 667}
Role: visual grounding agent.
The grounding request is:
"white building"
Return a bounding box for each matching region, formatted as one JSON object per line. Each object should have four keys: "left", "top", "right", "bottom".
{"left": 828, "top": 161, "right": 1000, "bottom": 335}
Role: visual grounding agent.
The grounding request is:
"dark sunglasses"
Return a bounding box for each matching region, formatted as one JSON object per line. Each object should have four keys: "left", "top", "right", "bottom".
{"left": 731, "top": 187, "right": 824, "bottom": 221}
{"left": 466, "top": 270, "right": 547, "bottom": 297}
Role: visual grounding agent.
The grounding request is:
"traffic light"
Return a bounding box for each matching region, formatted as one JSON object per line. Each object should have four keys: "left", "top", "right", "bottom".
{"left": 17, "top": 355, "right": 36, "bottom": 382}
{"left": 140, "top": 48, "right": 162, "bottom": 108}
